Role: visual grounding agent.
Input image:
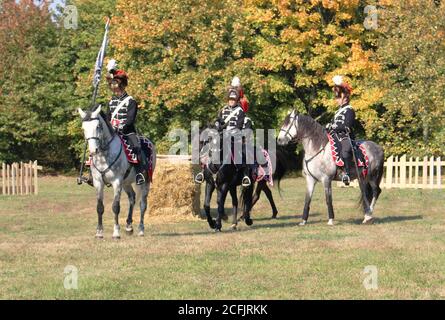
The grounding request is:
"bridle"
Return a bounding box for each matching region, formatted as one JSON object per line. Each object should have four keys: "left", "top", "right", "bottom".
{"left": 82, "top": 116, "right": 123, "bottom": 178}
{"left": 280, "top": 112, "right": 299, "bottom": 144}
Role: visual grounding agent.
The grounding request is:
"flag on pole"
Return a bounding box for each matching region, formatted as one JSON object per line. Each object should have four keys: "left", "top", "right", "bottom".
{"left": 93, "top": 18, "right": 110, "bottom": 88}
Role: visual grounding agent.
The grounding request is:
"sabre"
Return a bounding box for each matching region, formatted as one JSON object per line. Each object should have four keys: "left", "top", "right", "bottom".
{"left": 77, "top": 18, "right": 111, "bottom": 185}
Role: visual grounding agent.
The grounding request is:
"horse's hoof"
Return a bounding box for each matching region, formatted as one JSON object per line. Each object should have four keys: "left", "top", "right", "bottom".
{"left": 299, "top": 220, "right": 307, "bottom": 226}
{"left": 95, "top": 234, "right": 104, "bottom": 239}
{"left": 245, "top": 218, "right": 253, "bottom": 226}
{"left": 327, "top": 219, "right": 334, "bottom": 226}
{"left": 231, "top": 224, "right": 237, "bottom": 230}
{"left": 222, "top": 214, "right": 229, "bottom": 221}
{"left": 362, "top": 215, "right": 374, "bottom": 224}
{"left": 214, "top": 228, "right": 221, "bottom": 233}
{"left": 272, "top": 213, "right": 278, "bottom": 219}
{"left": 138, "top": 231, "right": 144, "bottom": 237}
{"left": 208, "top": 220, "right": 216, "bottom": 229}
{"left": 125, "top": 226, "right": 134, "bottom": 235}
{"left": 112, "top": 235, "right": 121, "bottom": 240}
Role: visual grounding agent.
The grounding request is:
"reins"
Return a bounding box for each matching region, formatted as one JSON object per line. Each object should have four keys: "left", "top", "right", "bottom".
{"left": 83, "top": 116, "right": 126, "bottom": 181}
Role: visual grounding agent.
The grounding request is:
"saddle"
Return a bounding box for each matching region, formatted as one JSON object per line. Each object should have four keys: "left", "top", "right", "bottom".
{"left": 252, "top": 148, "right": 274, "bottom": 186}
{"left": 86, "top": 134, "right": 155, "bottom": 182}
{"left": 327, "top": 132, "right": 369, "bottom": 177}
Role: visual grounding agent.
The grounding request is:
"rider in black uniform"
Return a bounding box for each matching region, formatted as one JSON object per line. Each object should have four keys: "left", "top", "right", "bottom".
{"left": 105, "top": 59, "right": 147, "bottom": 185}
{"left": 326, "top": 75, "right": 356, "bottom": 185}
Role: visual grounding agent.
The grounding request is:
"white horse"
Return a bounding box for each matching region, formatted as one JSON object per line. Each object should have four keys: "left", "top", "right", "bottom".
{"left": 277, "top": 110, "right": 384, "bottom": 226}
{"left": 78, "top": 106, "right": 156, "bottom": 238}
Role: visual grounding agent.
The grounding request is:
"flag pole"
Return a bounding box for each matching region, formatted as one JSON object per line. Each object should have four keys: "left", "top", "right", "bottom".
{"left": 77, "top": 17, "right": 111, "bottom": 185}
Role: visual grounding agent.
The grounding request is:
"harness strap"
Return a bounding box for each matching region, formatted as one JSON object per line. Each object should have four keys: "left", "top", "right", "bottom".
{"left": 304, "top": 146, "right": 325, "bottom": 182}
{"left": 92, "top": 139, "right": 123, "bottom": 178}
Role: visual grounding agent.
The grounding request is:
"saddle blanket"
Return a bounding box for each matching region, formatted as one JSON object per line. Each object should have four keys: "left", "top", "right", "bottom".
{"left": 85, "top": 135, "right": 155, "bottom": 182}
{"left": 327, "top": 132, "right": 369, "bottom": 177}
{"left": 253, "top": 148, "right": 274, "bottom": 186}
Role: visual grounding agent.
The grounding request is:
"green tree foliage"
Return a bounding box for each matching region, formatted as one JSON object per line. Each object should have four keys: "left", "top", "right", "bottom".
{"left": 371, "top": 0, "right": 445, "bottom": 156}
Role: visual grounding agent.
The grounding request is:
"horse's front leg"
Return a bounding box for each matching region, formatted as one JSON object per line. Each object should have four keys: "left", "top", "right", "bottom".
{"left": 229, "top": 186, "right": 238, "bottom": 230}
{"left": 215, "top": 184, "right": 229, "bottom": 232}
{"left": 323, "top": 179, "right": 335, "bottom": 226}
{"left": 301, "top": 175, "right": 316, "bottom": 226}
{"left": 94, "top": 179, "right": 105, "bottom": 238}
{"left": 204, "top": 180, "right": 216, "bottom": 229}
{"left": 262, "top": 182, "right": 278, "bottom": 219}
{"left": 111, "top": 179, "right": 123, "bottom": 239}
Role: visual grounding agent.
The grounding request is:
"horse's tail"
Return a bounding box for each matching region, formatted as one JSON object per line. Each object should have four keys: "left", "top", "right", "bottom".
{"left": 274, "top": 143, "right": 299, "bottom": 195}
{"left": 359, "top": 144, "right": 384, "bottom": 212}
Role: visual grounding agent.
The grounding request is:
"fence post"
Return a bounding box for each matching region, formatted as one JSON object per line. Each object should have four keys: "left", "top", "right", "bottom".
{"left": 437, "top": 157, "right": 442, "bottom": 189}
{"left": 2, "top": 163, "right": 5, "bottom": 195}
{"left": 415, "top": 157, "right": 420, "bottom": 188}
{"left": 386, "top": 155, "right": 393, "bottom": 189}
{"left": 400, "top": 155, "right": 406, "bottom": 188}
{"left": 422, "top": 156, "right": 428, "bottom": 188}
{"left": 33, "top": 160, "right": 39, "bottom": 195}
{"left": 429, "top": 156, "right": 434, "bottom": 189}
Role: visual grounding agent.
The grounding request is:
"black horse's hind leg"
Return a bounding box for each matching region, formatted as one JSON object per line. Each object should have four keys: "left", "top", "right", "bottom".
{"left": 262, "top": 183, "right": 278, "bottom": 218}
{"left": 204, "top": 181, "right": 216, "bottom": 229}
{"left": 216, "top": 183, "right": 229, "bottom": 231}
{"left": 323, "top": 180, "right": 335, "bottom": 225}
{"left": 242, "top": 184, "right": 254, "bottom": 226}
{"left": 229, "top": 186, "right": 238, "bottom": 230}
{"left": 301, "top": 176, "right": 316, "bottom": 225}
{"left": 123, "top": 184, "right": 136, "bottom": 234}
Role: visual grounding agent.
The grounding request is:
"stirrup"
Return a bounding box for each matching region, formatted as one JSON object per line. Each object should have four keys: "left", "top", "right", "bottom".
{"left": 242, "top": 176, "right": 251, "bottom": 187}
{"left": 136, "top": 173, "right": 146, "bottom": 185}
{"left": 342, "top": 174, "right": 350, "bottom": 186}
{"left": 194, "top": 172, "right": 204, "bottom": 184}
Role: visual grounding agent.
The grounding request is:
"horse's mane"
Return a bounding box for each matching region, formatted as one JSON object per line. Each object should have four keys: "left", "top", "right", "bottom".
{"left": 82, "top": 109, "right": 115, "bottom": 137}
{"left": 297, "top": 114, "right": 328, "bottom": 150}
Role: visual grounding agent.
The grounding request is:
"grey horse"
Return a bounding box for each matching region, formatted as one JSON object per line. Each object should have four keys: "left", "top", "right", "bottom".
{"left": 78, "top": 106, "right": 156, "bottom": 238}
{"left": 277, "top": 110, "right": 384, "bottom": 226}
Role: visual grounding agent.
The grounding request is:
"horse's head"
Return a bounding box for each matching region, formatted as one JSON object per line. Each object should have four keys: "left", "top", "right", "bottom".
{"left": 277, "top": 109, "right": 299, "bottom": 146}
{"left": 78, "top": 106, "right": 104, "bottom": 156}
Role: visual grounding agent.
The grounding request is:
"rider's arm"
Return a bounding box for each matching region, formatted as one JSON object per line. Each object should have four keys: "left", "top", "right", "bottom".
{"left": 235, "top": 107, "right": 246, "bottom": 130}
{"left": 121, "top": 99, "right": 138, "bottom": 134}
{"left": 334, "top": 108, "right": 355, "bottom": 133}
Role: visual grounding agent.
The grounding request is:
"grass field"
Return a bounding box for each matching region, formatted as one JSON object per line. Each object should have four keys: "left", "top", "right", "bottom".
{"left": 0, "top": 175, "right": 444, "bottom": 299}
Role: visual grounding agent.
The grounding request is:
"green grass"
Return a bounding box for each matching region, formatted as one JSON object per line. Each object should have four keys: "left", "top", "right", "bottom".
{"left": 0, "top": 176, "right": 444, "bottom": 299}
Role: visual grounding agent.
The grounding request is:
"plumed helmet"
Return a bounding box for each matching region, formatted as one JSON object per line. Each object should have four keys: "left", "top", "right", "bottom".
{"left": 231, "top": 76, "right": 241, "bottom": 87}
{"left": 332, "top": 75, "right": 352, "bottom": 97}
{"left": 107, "top": 69, "right": 128, "bottom": 87}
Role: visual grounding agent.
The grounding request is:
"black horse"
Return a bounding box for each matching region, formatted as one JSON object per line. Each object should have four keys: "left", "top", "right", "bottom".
{"left": 199, "top": 127, "right": 298, "bottom": 231}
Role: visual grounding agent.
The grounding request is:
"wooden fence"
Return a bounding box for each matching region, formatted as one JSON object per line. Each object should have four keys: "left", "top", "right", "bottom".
{"left": 338, "top": 155, "right": 444, "bottom": 189}
{"left": 0, "top": 161, "right": 42, "bottom": 195}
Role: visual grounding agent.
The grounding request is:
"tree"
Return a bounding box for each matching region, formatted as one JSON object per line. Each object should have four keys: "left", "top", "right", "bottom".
{"left": 371, "top": 0, "right": 445, "bottom": 156}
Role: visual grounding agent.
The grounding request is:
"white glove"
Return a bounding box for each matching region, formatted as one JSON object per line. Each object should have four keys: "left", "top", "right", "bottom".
{"left": 107, "top": 59, "right": 117, "bottom": 72}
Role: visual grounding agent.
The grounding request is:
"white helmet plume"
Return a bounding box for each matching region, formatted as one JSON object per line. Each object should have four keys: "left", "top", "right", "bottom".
{"left": 107, "top": 59, "right": 118, "bottom": 72}
{"left": 231, "top": 76, "right": 241, "bottom": 87}
{"left": 332, "top": 75, "right": 343, "bottom": 86}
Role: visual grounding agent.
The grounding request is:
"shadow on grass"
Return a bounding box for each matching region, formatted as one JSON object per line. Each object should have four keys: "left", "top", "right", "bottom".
{"left": 344, "top": 214, "right": 423, "bottom": 225}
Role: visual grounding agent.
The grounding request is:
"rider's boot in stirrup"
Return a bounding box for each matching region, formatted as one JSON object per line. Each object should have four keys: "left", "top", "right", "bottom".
{"left": 195, "top": 171, "right": 204, "bottom": 184}
{"left": 241, "top": 166, "right": 252, "bottom": 187}
{"left": 135, "top": 152, "right": 147, "bottom": 185}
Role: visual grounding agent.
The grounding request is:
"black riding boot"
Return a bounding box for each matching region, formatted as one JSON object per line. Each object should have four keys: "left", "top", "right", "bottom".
{"left": 342, "top": 159, "right": 352, "bottom": 186}
{"left": 135, "top": 151, "right": 147, "bottom": 185}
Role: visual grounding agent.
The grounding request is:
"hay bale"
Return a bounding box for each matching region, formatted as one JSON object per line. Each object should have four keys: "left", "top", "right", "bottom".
{"left": 148, "top": 155, "right": 201, "bottom": 218}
